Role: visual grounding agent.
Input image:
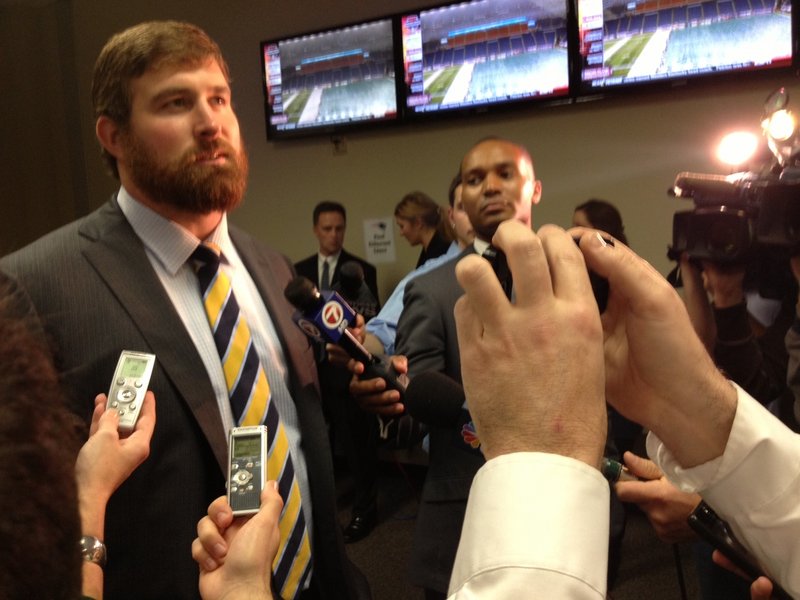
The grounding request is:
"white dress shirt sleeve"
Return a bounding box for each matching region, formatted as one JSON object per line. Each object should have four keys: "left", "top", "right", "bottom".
{"left": 448, "top": 452, "right": 609, "bottom": 599}
{"left": 648, "top": 385, "right": 800, "bottom": 596}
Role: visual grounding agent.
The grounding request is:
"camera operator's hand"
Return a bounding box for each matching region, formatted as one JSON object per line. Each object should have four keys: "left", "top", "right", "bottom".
{"left": 192, "top": 486, "right": 282, "bottom": 600}
{"left": 573, "top": 228, "right": 738, "bottom": 468}
{"left": 454, "top": 221, "right": 606, "bottom": 464}
{"left": 702, "top": 261, "right": 746, "bottom": 309}
{"left": 348, "top": 354, "right": 407, "bottom": 416}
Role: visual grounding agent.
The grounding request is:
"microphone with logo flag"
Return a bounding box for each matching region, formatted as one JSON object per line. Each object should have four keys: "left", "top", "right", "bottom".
{"left": 283, "top": 276, "right": 407, "bottom": 394}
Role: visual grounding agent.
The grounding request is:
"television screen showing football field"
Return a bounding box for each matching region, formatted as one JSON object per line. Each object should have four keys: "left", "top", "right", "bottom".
{"left": 579, "top": 0, "right": 792, "bottom": 89}
{"left": 401, "top": 0, "right": 570, "bottom": 115}
{"left": 262, "top": 19, "right": 398, "bottom": 137}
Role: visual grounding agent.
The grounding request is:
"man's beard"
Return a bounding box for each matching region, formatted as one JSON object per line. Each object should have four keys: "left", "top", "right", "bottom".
{"left": 123, "top": 132, "right": 249, "bottom": 214}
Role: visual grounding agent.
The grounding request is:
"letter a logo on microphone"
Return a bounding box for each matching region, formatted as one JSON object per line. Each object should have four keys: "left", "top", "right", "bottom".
{"left": 322, "top": 301, "right": 344, "bottom": 330}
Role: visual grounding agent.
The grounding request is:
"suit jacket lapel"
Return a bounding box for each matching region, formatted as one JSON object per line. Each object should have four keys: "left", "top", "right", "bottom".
{"left": 231, "top": 229, "right": 317, "bottom": 396}
{"left": 79, "top": 198, "right": 228, "bottom": 471}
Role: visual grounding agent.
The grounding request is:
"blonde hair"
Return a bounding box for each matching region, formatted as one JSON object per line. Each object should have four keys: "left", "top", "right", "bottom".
{"left": 394, "top": 191, "right": 453, "bottom": 242}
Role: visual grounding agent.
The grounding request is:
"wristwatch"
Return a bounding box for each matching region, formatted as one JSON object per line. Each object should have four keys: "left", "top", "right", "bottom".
{"left": 79, "top": 535, "right": 107, "bottom": 568}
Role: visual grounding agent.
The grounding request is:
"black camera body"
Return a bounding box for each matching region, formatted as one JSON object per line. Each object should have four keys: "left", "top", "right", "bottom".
{"left": 668, "top": 169, "right": 800, "bottom": 263}
{"left": 668, "top": 163, "right": 800, "bottom": 299}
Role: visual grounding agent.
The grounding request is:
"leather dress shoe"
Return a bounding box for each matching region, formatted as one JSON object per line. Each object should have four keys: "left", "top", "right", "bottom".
{"left": 342, "top": 512, "right": 377, "bottom": 544}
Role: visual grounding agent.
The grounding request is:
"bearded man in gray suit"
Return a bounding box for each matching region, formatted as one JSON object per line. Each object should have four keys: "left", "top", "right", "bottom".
{"left": 1, "top": 21, "right": 368, "bottom": 600}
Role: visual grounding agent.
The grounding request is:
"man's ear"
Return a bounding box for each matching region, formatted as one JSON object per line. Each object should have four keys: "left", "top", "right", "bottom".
{"left": 95, "top": 116, "right": 125, "bottom": 161}
{"left": 531, "top": 180, "right": 543, "bottom": 206}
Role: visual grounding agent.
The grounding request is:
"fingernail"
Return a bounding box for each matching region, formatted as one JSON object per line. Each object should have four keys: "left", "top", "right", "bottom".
{"left": 205, "top": 558, "right": 218, "bottom": 571}
{"left": 269, "top": 480, "right": 279, "bottom": 491}
{"left": 213, "top": 543, "right": 226, "bottom": 558}
{"left": 594, "top": 232, "right": 609, "bottom": 247}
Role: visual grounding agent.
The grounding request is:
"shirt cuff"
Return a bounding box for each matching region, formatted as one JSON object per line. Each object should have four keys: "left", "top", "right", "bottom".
{"left": 448, "top": 452, "right": 609, "bottom": 598}
{"left": 648, "top": 384, "right": 800, "bottom": 512}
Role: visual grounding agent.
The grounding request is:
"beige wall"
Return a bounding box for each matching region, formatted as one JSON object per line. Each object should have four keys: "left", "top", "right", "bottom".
{"left": 4, "top": 0, "right": 799, "bottom": 300}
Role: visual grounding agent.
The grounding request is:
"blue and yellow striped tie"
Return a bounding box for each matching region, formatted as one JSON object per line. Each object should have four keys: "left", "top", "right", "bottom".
{"left": 193, "top": 243, "right": 312, "bottom": 600}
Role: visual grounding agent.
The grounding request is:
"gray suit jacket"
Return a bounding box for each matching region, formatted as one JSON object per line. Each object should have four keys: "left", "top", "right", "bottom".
{"left": 395, "top": 246, "right": 485, "bottom": 592}
{"left": 0, "top": 197, "right": 368, "bottom": 600}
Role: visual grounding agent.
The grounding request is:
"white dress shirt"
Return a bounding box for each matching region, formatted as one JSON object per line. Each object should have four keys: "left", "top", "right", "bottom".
{"left": 117, "top": 188, "right": 313, "bottom": 546}
{"left": 448, "top": 384, "right": 800, "bottom": 598}
{"left": 649, "top": 384, "right": 800, "bottom": 596}
{"left": 448, "top": 452, "right": 609, "bottom": 599}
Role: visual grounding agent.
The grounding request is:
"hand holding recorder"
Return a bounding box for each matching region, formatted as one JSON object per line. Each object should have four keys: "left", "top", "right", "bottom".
{"left": 75, "top": 392, "right": 155, "bottom": 517}
{"left": 193, "top": 487, "right": 282, "bottom": 600}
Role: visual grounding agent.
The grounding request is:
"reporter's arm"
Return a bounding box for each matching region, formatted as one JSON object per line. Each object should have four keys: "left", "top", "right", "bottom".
{"left": 75, "top": 392, "right": 155, "bottom": 600}
{"left": 649, "top": 387, "right": 800, "bottom": 596}
{"left": 193, "top": 484, "right": 283, "bottom": 600}
{"left": 449, "top": 223, "right": 608, "bottom": 598}
{"left": 449, "top": 454, "right": 608, "bottom": 599}
{"left": 575, "top": 227, "right": 738, "bottom": 468}
{"left": 680, "top": 256, "right": 716, "bottom": 353}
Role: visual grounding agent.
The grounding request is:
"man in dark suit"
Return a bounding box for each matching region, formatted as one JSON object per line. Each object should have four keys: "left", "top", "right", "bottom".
{"left": 0, "top": 21, "right": 368, "bottom": 600}
{"left": 390, "top": 138, "right": 623, "bottom": 598}
{"left": 392, "top": 138, "right": 541, "bottom": 598}
{"left": 294, "top": 201, "right": 379, "bottom": 304}
{"left": 295, "top": 200, "right": 381, "bottom": 544}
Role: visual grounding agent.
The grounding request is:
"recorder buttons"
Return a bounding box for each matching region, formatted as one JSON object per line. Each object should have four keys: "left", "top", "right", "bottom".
{"left": 232, "top": 469, "right": 253, "bottom": 487}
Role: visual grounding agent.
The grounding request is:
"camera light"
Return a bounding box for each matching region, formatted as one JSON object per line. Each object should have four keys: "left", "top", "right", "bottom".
{"left": 763, "top": 109, "right": 796, "bottom": 142}
{"left": 716, "top": 131, "right": 759, "bottom": 167}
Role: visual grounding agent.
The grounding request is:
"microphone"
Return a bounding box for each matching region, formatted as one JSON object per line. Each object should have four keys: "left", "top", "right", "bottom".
{"left": 337, "top": 261, "right": 365, "bottom": 300}
{"left": 284, "top": 276, "right": 407, "bottom": 394}
{"left": 404, "top": 370, "right": 466, "bottom": 426}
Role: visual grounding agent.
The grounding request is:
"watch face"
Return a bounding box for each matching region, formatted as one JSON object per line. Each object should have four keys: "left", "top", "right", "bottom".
{"left": 79, "top": 536, "right": 107, "bottom": 567}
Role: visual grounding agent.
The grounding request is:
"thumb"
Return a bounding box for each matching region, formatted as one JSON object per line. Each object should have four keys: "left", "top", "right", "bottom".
{"left": 623, "top": 451, "right": 664, "bottom": 480}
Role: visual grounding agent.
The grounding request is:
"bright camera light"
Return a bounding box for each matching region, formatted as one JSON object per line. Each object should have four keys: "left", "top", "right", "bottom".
{"left": 764, "top": 109, "right": 796, "bottom": 142}
{"left": 716, "top": 131, "right": 759, "bottom": 166}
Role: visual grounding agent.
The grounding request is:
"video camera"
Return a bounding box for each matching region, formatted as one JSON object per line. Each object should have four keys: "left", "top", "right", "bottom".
{"left": 667, "top": 88, "right": 800, "bottom": 298}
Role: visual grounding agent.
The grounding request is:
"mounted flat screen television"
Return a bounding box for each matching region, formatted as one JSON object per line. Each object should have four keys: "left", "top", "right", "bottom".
{"left": 578, "top": 0, "right": 794, "bottom": 91}
{"left": 261, "top": 18, "right": 400, "bottom": 139}
{"left": 399, "top": 0, "right": 571, "bottom": 117}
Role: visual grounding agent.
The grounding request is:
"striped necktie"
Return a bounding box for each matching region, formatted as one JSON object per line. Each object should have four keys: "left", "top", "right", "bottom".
{"left": 192, "top": 243, "right": 312, "bottom": 599}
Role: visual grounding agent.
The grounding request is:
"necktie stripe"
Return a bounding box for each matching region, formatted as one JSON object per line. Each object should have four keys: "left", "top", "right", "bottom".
{"left": 275, "top": 530, "right": 311, "bottom": 598}
{"left": 281, "top": 546, "right": 312, "bottom": 600}
{"left": 222, "top": 322, "right": 249, "bottom": 388}
{"left": 228, "top": 343, "right": 263, "bottom": 425}
{"left": 192, "top": 243, "right": 311, "bottom": 598}
{"left": 276, "top": 481, "right": 303, "bottom": 545}
{"left": 213, "top": 296, "right": 241, "bottom": 356}
{"left": 274, "top": 503, "right": 309, "bottom": 585}
{"left": 239, "top": 370, "right": 269, "bottom": 427}
{"left": 203, "top": 276, "right": 230, "bottom": 330}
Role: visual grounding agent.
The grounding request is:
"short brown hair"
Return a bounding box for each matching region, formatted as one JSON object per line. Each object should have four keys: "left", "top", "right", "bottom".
{"left": 91, "top": 21, "right": 230, "bottom": 178}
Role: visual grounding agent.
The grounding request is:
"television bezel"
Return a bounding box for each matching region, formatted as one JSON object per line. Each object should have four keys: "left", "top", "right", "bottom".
{"left": 396, "top": 0, "right": 577, "bottom": 123}
{"left": 570, "top": 0, "right": 798, "bottom": 97}
{"left": 259, "top": 16, "right": 404, "bottom": 141}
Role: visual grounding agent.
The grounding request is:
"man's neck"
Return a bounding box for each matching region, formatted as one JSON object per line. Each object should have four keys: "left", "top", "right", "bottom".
{"left": 123, "top": 184, "right": 223, "bottom": 241}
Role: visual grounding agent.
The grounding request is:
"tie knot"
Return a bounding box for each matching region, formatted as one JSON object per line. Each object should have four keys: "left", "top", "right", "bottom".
{"left": 192, "top": 243, "right": 222, "bottom": 268}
